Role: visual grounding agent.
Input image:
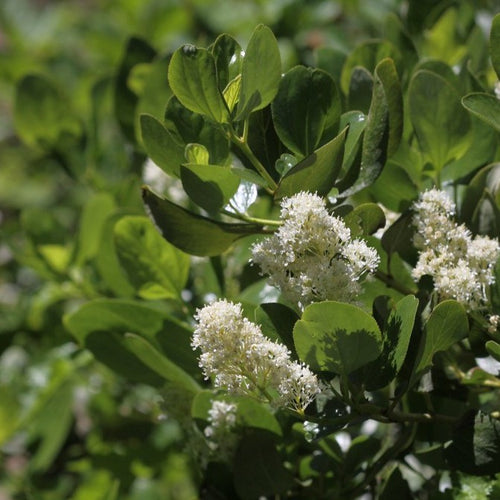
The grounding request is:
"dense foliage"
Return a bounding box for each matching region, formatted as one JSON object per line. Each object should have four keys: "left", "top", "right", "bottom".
{"left": 2, "top": 0, "right": 500, "bottom": 498}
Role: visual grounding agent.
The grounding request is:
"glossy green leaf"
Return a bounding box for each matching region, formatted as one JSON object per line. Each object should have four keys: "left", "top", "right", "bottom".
{"left": 409, "top": 70, "right": 470, "bottom": 170}
{"left": 140, "top": 114, "right": 185, "bottom": 178}
{"left": 123, "top": 333, "right": 200, "bottom": 393}
{"left": 191, "top": 392, "right": 282, "bottom": 436}
{"left": 114, "top": 37, "right": 156, "bottom": 142}
{"left": 180, "top": 163, "right": 240, "bottom": 212}
{"left": 293, "top": 301, "right": 383, "bottom": 375}
{"left": 14, "top": 74, "right": 82, "bottom": 150}
{"left": 164, "top": 96, "right": 230, "bottom": 165}
{"left": 348, "top": 66, "right": 374, "bottom": 114}
{"left": 143, "top": 186, "right": 262, "bottom": 256}
{"left": 337, "top": 111, "right": 367, "bottom": 183}
{"left": 211, "top": 33, "right": 244, "bottom": 92}
{"left": 462, "top": 93, "right": 500, "bottom": 133}
{"left": 274, "top": 126, "right": 347, "bottom": 199}
{"left": 168, "top": 45, "right": 229, "bottom": 123}
{"left": 223, "top": 75, "right": 241, "bottom": 112}
{"left": 233, "top": 432, "right": 293, "bottom": 500}
{"left": 114, "top": 216, "right": 190, "bottom": 300}
{"left": 271, "top": 65, "right": 341, "bottom": 157}
{"left": 365, "top": 295, "right": 418, "bottom": 390}
{"left": 491, "top": 14, "right": 500, "bottom": 79}
{"left": 341, "top": 58, "right": 403, "bottom": 196}
{"left": 445, "top": 410, "right": 500, "bottom": 475}
{"left": 410, "top": 300, "right": 469, "bottom": 386}
{"left": 343, "top": 203, "right": 386, "bottom": 237}
{"left": 236, "top": 25, "right": 281, "bottom": 120}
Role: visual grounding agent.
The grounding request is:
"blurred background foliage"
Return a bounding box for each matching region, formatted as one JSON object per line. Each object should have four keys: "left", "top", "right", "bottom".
{"left": 2, "top": 0, "right": 500, "bottom": 498}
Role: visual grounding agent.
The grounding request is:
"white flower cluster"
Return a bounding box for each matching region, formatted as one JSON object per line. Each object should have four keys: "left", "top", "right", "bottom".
{"left": 192, "top": 299, "right": 320, "bottom": 412}
{"left": 412, "top": 188, "right": 500, "bottom": 309}
{"left": 203, "top": 400, "right": 238, "bottom": 452}
{"left": 251, "top": 192, "right": 380, "bottom": 308}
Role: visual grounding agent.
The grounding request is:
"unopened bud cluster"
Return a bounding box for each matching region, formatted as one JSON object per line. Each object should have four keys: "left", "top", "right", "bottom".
{"left": 192, "top": 299, "right": 320, "bottom": 412}
{"left": 412, "top": 189, "right": 500, "bottom": 309}
{"left": 251, "top": 192, "right": 379, "bottom": 309}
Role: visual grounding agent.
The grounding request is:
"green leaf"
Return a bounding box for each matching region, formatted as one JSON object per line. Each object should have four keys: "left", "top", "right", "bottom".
{"left": 113, "top": 216, "right": 189, "bottom": 300}
{"left": 140, "top": 114, "right": 185, "bottom": 178}
{"left": 236, "top": 25, "right": 281, "bottom": 120}
{"left": 379, "top": 465, "right": 413, "bottom": 500}
{"left": 365, "top": 295, "right": 418, "bottom": 390}
{"left": 409, "top": 70, "right": 470, "bottom": 170}
{"left": 344, "top": 435, "right": 380, "bottom": 472}
{"left": 341, "top": 58, "right": 403, "bottom": 196}
{"left": 293, "top": 301, "right": 383, "bottom": 375}
{"left": 410, "top": 300, "right": 469, "bottom": 386}
{"left": 123, "top": 333, "right": 199, "bottom": 393}
{"left": 340, "top": 40, "right": 401, "bottom": 96}
{"left": 211, "top": 33, "right": 244, "bottom": 92}
{"left": 343, "top": 203, "right": 386, "bottom": 237}
{"left": 168, "top": 45, "right": 229, "bottom": 123}
{"left": 445, "top": 410, "right": 500, "bottom": 475}
{"left": 76, "top": 193, "right": 116, "bottom": 266}
{"left": 491, "top": 14, "right": 500, "bottom": 80}
{"left": 337, "top": 111, "right": 367, "bottom": 184}
{"left": 164, "top": 96, "right": 230, "bottom": 165}
{"left": 143, "top": 186, "right": 261, "bottom": 256}
{"left": 233, "top": 432, "right": 293, "bottom": 500}
{"left": 348, "top": 66, "right": 374, "bottom": 114}
{"left": 460, "top": 163, "right": 500, "bottom": 237}
{"left": 95, "top": 211, "right": 136, "bottom": 298}
{"left": 64, "top": 299, "right": 168, "bottom": 385}
{"left": 14, "top": 74, "right": 82, "bottom": 150}
{"left": 271, "top": 65, "right": 341, "bottom": 157}
{"left": 191, "top": 392, "right": 282, "bottom": 436}
{"left": 462, "top": 93, "right": 500, "bottom": 133}
{"left": 114, "top": 37, "right": 156, "bottom": 143}
{"left": 486, "top": 341, "right": 500, "bottom": 362}
{"left": 184, "top": 143, "right": 210, "bottom": 164}
{"left": 274, "top": 126, "right": 348, "bottom": 199}
{"left": 180, "top": 163, "right": 240, "bottom": 213}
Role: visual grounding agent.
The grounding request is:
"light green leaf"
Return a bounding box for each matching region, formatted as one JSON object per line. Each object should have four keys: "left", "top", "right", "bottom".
{"left": 236, "top": 24, "right": 281, "bottom": 120}
{"left": 486, "top": 341, "right": 500, "bottom": 362}
{"left": 123, "top": 334, "right": 200, "bottom": 393}
{"left": 180, "top": 163, "right": 240, "bottom": 212}
{"left": 462, "top": 93, "right": 500, "bottom": 133}
{"left": 143, "top": 186, "right": 262, "bottom": 256}
{"left": 113, "top": 216, "right": 190, "bottom": 300}
{"left": 343, "top": 203, "right": 386, "bottom": 237}
{"left": 168, "top": 45, "right": 229, "bottom": 123}
{"left": 274, "top": 126, "right": 347, "bottom": 199}
{"left": 140, "top": 114, "right": 185, "bottom": 178}
{"left": 271, "top": 65, "right": 341, "bottom": 157}
{"left": 184, "top": 143, "right": 210, "bottom": 164}
{"left": 410, "top": 300, "right": 468, "bottom": 386}
{"left": 293, "top": 301, "right": 383, "bottom": 375}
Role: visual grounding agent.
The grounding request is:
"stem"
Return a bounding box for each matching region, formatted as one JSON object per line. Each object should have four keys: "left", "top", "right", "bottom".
{"left": 220, "top": 208, "right": 281, "bottom": 228}
{"left": 228, "top": 127, "right": 278, "bottom": 191}
{"left": 375, "top": 269, "right": 416, "bottom": 296}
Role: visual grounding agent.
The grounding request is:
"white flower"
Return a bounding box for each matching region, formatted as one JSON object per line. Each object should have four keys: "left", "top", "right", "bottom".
{"left": 203, "top": 400, "right": 238, "bottom": 457}
{"left": 192, "top": 299, "right": 321, "bottom": 412}
{"left": 251, "top": 192, "right": 380, "bottom": 309}
{"left": 412, "top": 189, "right": 500, "bottom": 309}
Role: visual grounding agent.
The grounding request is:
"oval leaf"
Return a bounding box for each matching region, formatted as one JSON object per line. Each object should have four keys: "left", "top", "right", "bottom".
{"left": 462, "top": 93, "right": 500, "bottom": 133}
{"left": 168, "top": 45, "right": 229, "bottom": 123}
{"left": 143, "top": 186, "right": 262, "bottom": 256}
{"left": 271, "top": 65, "right": 341, "bottom": 157}
{"left": 274, "top": 126, "right": 348, "bottom": 199}
{"left": 236, "top": 25, "right": 281, "bottom": 120}
{"left": 293, "top": 301, "right": 383, "bottom": 375}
